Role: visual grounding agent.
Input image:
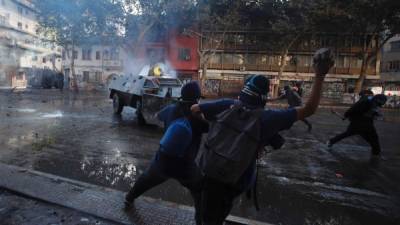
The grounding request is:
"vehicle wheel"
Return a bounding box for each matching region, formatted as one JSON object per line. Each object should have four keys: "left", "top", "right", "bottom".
{"left": 136, "top": 100, "right": 146, "bottom": 125}
{"left": 113, "top": 93, "right": 124, "bottom": 114}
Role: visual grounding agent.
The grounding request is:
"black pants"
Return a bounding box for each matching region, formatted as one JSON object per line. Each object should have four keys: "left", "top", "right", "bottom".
{"left": 125, "top": 153, "right": 203, "bottom": 225}
{"left": 329, "top": 122, "right": 381, "bottom": 155}
{"left": 199, "top": 178, "right": 242, "bottom": 225}
{"left": 301, "top": 118, "right": 312, "bottom": 131}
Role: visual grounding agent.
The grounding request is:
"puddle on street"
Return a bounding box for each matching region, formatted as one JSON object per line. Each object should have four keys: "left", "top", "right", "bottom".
{"left": 32, "top": 154, "right": 194, "bottom": 206}
{"left": 40, "top": 110, "right": 64, "bottom": 118}
{"left": 15, "top": 108, "right": 37, "bottom": 113}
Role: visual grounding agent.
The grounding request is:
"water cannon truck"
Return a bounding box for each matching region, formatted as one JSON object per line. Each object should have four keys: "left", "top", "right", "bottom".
{"left": 108, "top": 63, "right": 182, "bottom": 126}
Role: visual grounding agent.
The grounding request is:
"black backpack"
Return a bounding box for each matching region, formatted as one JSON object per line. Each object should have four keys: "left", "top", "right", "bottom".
{"left": 196, "top": 103, "right": 263, "bottom": 186}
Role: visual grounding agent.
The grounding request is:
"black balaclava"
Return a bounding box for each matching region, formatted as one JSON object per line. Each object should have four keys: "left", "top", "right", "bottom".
{"left": 239, "top": 75, "right": 270, "bottom": 107}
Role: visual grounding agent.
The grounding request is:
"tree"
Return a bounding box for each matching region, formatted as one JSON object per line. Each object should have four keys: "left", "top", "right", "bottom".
{"left": 34, "top": 0, "right": 124, "bottom": 91}
{"left": 194, "top": 0, "right": 246, "bottom": 86}
{"left": 348, "top": 0, "right": 400, "bottom": 93}
{"left": 241, "top": 0, "right": 315, "bottom": 96}
{"left": 123, "top": 0, "right": 197, "bottom": 68}
{"left": 311, "top": 0, "right": 400, "bottom": 93}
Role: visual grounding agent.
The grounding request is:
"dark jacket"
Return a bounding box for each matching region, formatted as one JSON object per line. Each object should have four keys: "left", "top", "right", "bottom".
{"left": 280, "top": 89, "right": 302, "bottom": 107}
{"left": 345, "top": 97, "right": 379, "bottom": 124}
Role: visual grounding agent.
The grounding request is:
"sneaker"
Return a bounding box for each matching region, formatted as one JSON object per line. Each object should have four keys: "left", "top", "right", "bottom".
{"left": 307, "top": 125, "right": 312, "bottom": 133}
{"left": 371, "top": 153, "right": 386, "bottom": 161}
{"left": 326, "top": 140, "right": 333, "bottom": 149}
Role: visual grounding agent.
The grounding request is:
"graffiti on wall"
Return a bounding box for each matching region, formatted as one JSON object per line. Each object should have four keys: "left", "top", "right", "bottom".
{"left": 202, "top": 79, "right": 221, "bottom": 97}
{"left": 386, "top": 95, "right": 400, "bottom": 108}
{"left": 220, "top": 79, "right": 244, "bottom": 97}
{"left": 299, "top": 82, "right": 344, "bottom": 99}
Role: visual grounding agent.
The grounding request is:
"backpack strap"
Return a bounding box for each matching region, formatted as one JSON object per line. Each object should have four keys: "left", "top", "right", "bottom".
{"left": 253, "top": 162, "right": 260, "bottom": 211}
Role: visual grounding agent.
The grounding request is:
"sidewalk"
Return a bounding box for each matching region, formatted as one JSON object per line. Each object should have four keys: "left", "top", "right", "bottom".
{"left": 0, "top": 163, "right": 271, "bottom": 225}
{"left": 0, "top": 189, "right": 118, "bottom": 225}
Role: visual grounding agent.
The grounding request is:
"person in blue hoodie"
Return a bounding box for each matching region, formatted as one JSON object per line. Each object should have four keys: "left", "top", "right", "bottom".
{"left": 191, "top": 48, "right": 334, "bottom": 225}
{"left": 124, "top": 82, "right": 208, "bottom": 225}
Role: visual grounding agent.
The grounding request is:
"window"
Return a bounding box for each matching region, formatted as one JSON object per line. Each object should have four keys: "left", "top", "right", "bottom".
{"left": 390, "top": 41, "right": 400, "bottom": 52}
{"left": 18, "top": 22, "right": 22, "bottom": 29}
{"left": 260, "top": 55, "right": 268, "bottom": 65}
{"left": 235, "top": 34, "right": 245, "bottom": 45}
{"left": 82, "top": 48, "right": 92, "bottom": 60}
{"left": 73, "top": 50, "right": 78, "bottom": 59}
{"left": 350, "top": 57, "right": 362, "bottom": 68}
{"left": 178, "top": 48, "right": 191, "bottom": 61}
{"left": 222, "top": 53, "right": 233, "bottom": 64}
{"left": 110, "top": 49, "right": 119, "bottom": 60}
{"left": 233, "top": 54, "right": 244, "bottom": 65}
{"left": 25, "top": 24, "right": 28, "bottom": 29}
{"left": 62, "top": 51, "right": 66, "bottom": 60}
{"left": 103, "top": 50, "right": 109, "bottom": 60}
{"left": 83, "top": 71, "right": 90, "bottom": 82}
{"left": 18, "top": 6, "right": 23, "bottom": 14}
{"left": 95, "top": 72, "right": 102, "bottom": 82}
{"left": 96, "top": 51, "right": 101, "bottom": 60}
{"left": 32, "top": 55, "right": 37, "bottom": 61}
{"left": 336, "top": 56, "right": 350, "bottom": 68}
{"left": 287, "top": 56, "right": 298, "bottom": 66}
{"left": 42, "top": 57, "right": 46, "bottom": 63}
{"left": 246, "top": 54, "right": 258, "bottom": 65}
{"left": 0, "top": 15, "right": 6, "bottom": 25}
{"left": 25, "top": 9, "right": 29, "bottom": 15}
{"left": 16, "top": 72, "right": 24, "bottom": 80}
{"left": 297, "top": 55, "right": 312, "bottom": 67}
{"left": 209, "top": 53, "right": 222, "bottom": 64}
{"left": 389, "top": 61, "right": 400, "bottom": 71}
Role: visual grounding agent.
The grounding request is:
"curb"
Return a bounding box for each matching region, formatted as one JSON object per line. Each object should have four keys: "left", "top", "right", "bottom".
{"left": 0, "top": 163, "right": 273, "bottom": 225}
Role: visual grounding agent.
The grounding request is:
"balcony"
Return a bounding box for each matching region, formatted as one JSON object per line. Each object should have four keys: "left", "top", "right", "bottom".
{"left": 207, "top": 63, "right": 377, "bottom": 76}
{"left": 12, "top": 0, "right": 35, "bottom": 9}
{"left": 103, "top": 60, "right": 123, "bottom": 68}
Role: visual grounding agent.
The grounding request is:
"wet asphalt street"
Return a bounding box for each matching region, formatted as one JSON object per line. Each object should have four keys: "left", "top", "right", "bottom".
{"left": 0, "top": 89, "right": 399, "bottom": 225}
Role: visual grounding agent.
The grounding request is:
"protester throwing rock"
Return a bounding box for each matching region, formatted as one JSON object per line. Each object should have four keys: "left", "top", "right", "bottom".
{"left": 327, "top": 94, "right": 387, "bottom": 157}
{"left": 191, "top": 48, "right": 334, "bottom": 225}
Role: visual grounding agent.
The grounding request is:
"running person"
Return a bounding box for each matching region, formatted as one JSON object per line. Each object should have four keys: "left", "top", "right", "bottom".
{"left": 327, "top": 94, "right": 387, "bottom": 156}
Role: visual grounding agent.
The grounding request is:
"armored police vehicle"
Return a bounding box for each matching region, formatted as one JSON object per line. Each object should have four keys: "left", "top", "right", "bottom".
{"left": 108, "top": 63, "right": 182, "bottom": 126}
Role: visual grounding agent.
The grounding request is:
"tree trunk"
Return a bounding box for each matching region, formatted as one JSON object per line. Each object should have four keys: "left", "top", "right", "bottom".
{"left": 71, "top": 42, "right": 78, "bottom": 92}
{"left": 198, "top": 52, "right": 211, "bottom": 91}
{"left": 354, "top": 52, "right": 369, "bottom": 94}
{"left": 201, "top": 57, "right": 208, "bottom": 87}
{"left": 354, "top": 34, "right": 394, "bottom": 93}
{"left": 51, "top": 54, "right": 57, "bottom": 72}
{"left": 274, "top": 50, "right": 288, "bottom": 97}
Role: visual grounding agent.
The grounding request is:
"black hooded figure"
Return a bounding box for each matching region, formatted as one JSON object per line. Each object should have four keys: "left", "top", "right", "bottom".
{"left": 328, "top": 94, "right": 387, "bottom": 156}
{"left": 275, "top": 85, "right": 312, "bottom": 132}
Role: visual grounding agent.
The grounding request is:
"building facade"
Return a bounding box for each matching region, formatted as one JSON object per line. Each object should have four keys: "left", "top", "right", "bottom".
{"left": 132, "top": 29, "right": 200, "bottom": 84}
{"left": 199, "top": 31, "right": 380, "bottom": 99}
{"left": 0, "top": 0, "right": 61, "bottom": 88}
{"left": 62, "top": 45, "right": 126, "bottom": 90}
{"left": 380, "top": 34, "right": 400, "bottom": 107}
